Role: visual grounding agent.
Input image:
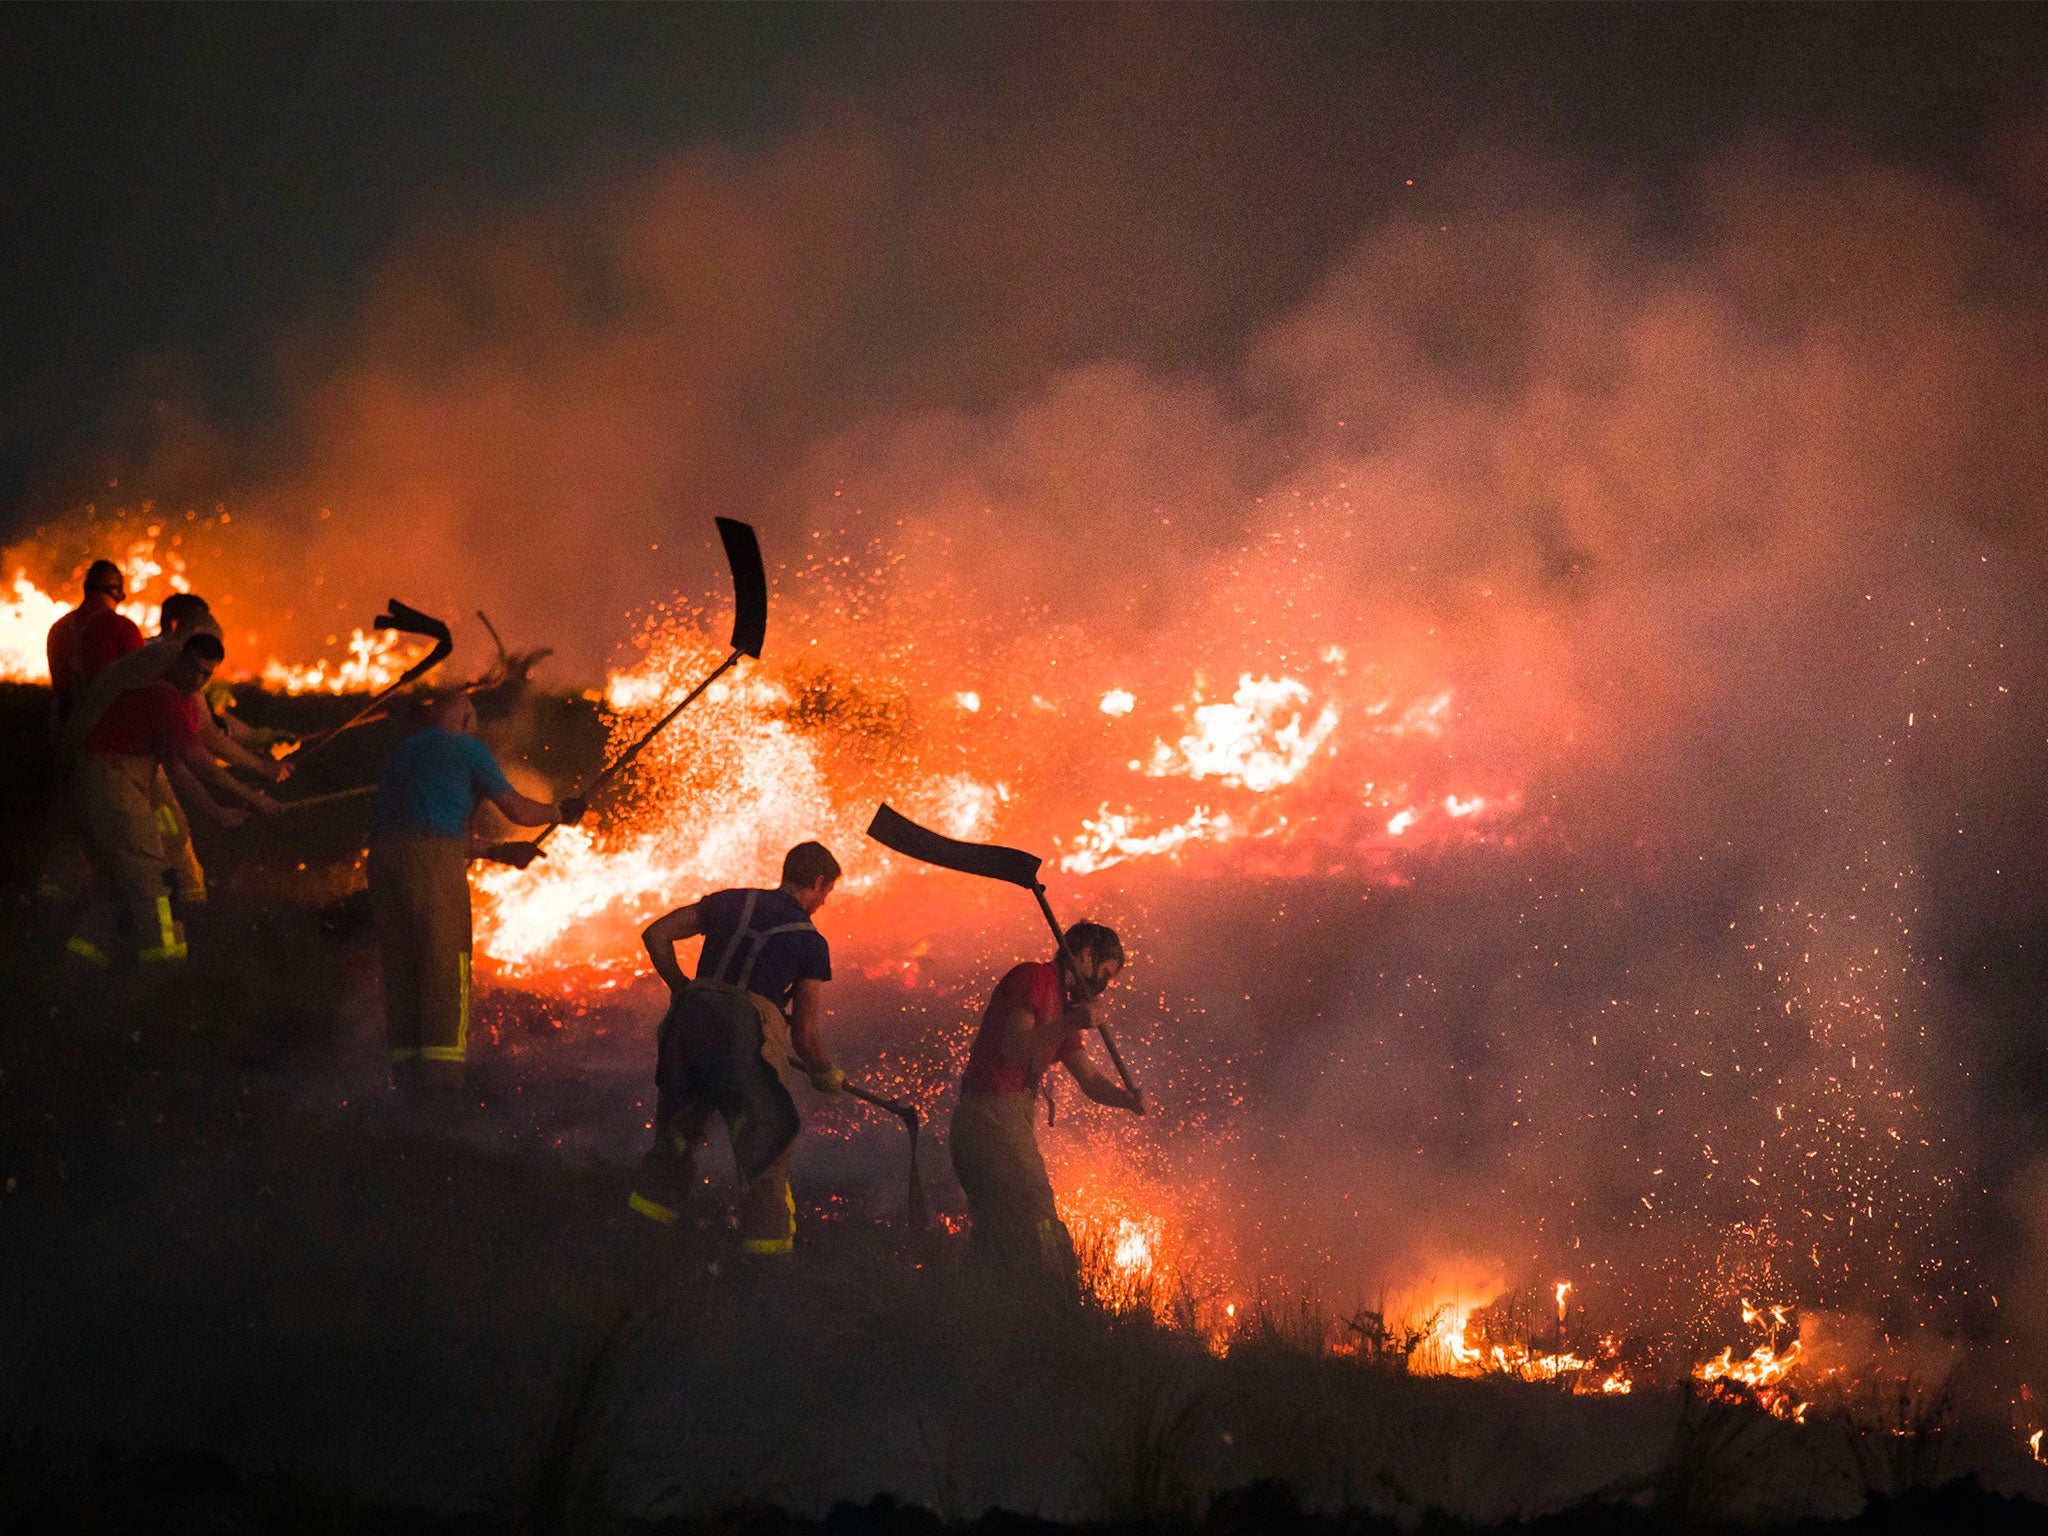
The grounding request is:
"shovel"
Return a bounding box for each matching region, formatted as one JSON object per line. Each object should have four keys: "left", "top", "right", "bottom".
{"left": 285, "top": 600, "right": 456, "bottom": 772}
{"left": 528, "top": 517, "right": 767, "bottom": 854}
{"left": 843, "top": 1081, "right": 928, "bottom": 1229}
{"left": 864, "top": 803, "right": 1141, "bottom": 1098}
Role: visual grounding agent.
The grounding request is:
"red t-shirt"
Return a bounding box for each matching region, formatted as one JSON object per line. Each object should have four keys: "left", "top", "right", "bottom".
{"left": 46, "top": 607, "right": 87, "bottom": 716}
{"left": 960, "top": 960, "right": 1084, "bottom": 1095}
{"left": 86, "top": 681, "right": 204, "bottom": 761}
{"left": 76, "top": 606, "right": 144, "bottom": 688}
{"left": 46, "top": 600, "right": 141, "bottom": 718}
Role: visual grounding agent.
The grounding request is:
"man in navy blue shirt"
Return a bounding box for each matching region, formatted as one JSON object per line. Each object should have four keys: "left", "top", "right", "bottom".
{"left": 369, "top": 691, "right": 583, "bottom": 1098}
{"left": 631, "top": 840, "right": 844, "bottom": 1253}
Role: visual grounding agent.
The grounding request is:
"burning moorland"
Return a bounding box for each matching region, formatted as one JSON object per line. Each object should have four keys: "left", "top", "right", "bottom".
{"left": 6, "top": 52, "right": 2048, "bottom": 1531}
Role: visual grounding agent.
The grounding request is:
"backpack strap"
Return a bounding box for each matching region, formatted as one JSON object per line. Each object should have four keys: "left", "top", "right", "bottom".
{"left": 710, "top": 889, "right": 760, "bottom": 984}
{"left": 709, "top": 889, "right": 818, "bottom": 994}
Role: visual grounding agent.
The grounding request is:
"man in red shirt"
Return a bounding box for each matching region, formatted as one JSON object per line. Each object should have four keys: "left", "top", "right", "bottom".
{"left": 66, "top": 592, "right": 286, "bottom": 911}
{"left": 949, "top": 922, "right": 1143, "bottom": 1291}
{"left": 68, "top": 633, "right": 279, "bottom": 967}
{"left": 44, "top": 559, "right": 140, "bottom": 721}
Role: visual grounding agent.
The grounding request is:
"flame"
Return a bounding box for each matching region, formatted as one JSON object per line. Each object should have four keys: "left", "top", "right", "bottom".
{"left": 259, "top": 628, "right": 426, "bottom": 695}
{"left": 1, "top": 535, "right": 189, "bottom": 681}
{"left": 2, "top": 524, "right": 427, "bottom": 695}
{"left": 469, "top": 563, "right": 1521, "bottom": 976}
{"left": 1147, "top": 673, "right": 1339, "bottom": 792}
{"left": 0, "top": 569, "right": 72, "bottom": 682}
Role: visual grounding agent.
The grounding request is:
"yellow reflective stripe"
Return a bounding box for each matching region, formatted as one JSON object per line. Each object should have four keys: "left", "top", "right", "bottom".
{"left": 389, "top": 1047, "right": 421, "bottom": 1062}
{"left": 66, "top": 937, "right": 111, "bottom": 968}
{"left": 155, "top": 804, "right": 179, "bottom": 838}
{"left": 627, "top": 1192, "right": 679, "bottom": 1226}
{"left": 419, "top": 953, "right": 473, "bottom": 1062}
{"left": 139, "top": 944, "right": 189, "bottom": 964}
{"left": 154, "top": 895, "right": 178, "bottom": 953}
{"left": 740, "top": 1237, "right": 794, "bottom": 1255}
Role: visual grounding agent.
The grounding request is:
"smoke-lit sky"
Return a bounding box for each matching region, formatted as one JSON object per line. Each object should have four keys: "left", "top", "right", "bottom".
{"left": 10, "top": 3, "right": 2048, "bottom": 1371}
{"left": 5, "top": 4, "right": 2044, "bottom": 533}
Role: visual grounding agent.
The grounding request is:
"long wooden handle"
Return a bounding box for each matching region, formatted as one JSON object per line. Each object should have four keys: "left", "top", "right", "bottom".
{"left": 844, "top": 1081, "right": 919, "bottom": 1122}
{"left": 841, "top": 1080, "right": 925, "bottom": 1228}
{"left": 1032, "top": 885, "right": 1140, "bottom": 1097}
{"left": 531, "top": 648, "right": 742, "bottom": 852}
{"left": 287, "top": 629, "right": 454, "bottom": 772}
{"left": 278, "top": 783, "right": 379, "bottom": 813}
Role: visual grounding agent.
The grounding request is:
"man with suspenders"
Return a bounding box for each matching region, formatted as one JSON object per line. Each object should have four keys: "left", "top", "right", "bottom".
{"left": 630, "top": 841, "right": 846, "bottom": 1254}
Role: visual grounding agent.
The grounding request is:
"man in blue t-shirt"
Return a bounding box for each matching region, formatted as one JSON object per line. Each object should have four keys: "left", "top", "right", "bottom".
{"left": 629, "top": 840, "right": 844, "bottom": 1253}
{"left": 369, "top": 691, "right": 584, "bottom": 1097}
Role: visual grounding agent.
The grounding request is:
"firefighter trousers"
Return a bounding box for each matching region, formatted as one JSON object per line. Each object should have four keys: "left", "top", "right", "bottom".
{"left": 368, "top": 830, "right": 473, "bottom": 1083}
{"left": 68, "top": 753, "right": 184, "bottom": 966}
{"left": 150, "top": 766, "right": 205, "bottom": 905}
{"left": 949, "top": 1089, "right": 1079, "bottom": 1292}
{"left": 630, "top": 1102, "right": 798, "bottom": 1253}
{"left": 631, "top": 988, "right": 800, "bottom": 1253}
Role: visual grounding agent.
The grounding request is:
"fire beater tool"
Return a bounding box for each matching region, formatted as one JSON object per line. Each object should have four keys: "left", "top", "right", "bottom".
{"left": 840, "top": 1080, "right": 927, "bottom": 1229}
{"left": 285, "top": 600, "right": 456, "bottom": 771}
{"left": 863, "top": 803, "right": 1141, "bottom": 1098}
{"left": 527, "top": 517, "right": 766, "bottom": 854}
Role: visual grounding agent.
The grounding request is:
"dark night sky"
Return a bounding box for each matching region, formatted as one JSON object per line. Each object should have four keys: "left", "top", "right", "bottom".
{"left": 3, "top": 3, "right": 2044, "bottom": 541}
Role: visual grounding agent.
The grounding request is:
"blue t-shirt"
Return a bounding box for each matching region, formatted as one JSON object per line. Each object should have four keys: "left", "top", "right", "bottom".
{"left": 695, "top": 887, "right": 832, "bottom": 1012}
{"left": 372, "top": 726, "right": 516, "bottom": 839}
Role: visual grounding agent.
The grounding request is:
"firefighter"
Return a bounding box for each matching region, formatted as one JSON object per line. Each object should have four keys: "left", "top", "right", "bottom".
{"left": 369, "top": 691, "right": 582, "bottom": 1097}
{"left": 629, "top": 841, "right": 846, "bottom": 1255}
{"left": 66, "top": 593, "right": 288, "bottom": 912}
{"left": 949, "top": 922, "right": 1144, "bottom": 1292}
{"left": 45, "top": 559, "right": 140, "bottom": 721}
{"left": 67, "top": 632, "right": 281, "bottom": 967}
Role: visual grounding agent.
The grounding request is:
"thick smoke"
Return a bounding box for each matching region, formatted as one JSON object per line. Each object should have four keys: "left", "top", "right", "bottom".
{"left": 37, "top": 67, "right": 2048, "bottom": 1374}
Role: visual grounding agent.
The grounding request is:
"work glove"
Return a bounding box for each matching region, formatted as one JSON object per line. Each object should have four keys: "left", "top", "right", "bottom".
{"left": 557, "top": 796, "right": 587, "bottom": 826}
{"left": 486, "top": 841, "right": 540, "bottom": 870}
{"left": 808, "top": 1065, "right": 847, "bottom": 1097}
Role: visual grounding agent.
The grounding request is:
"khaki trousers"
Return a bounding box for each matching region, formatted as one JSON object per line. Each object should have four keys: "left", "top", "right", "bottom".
{"left": 949, "top": 1090, "right": 1078, "bottom": 1290}
{"left": 69, "top": 753, "right": 184, "bottom": 965}
{"left": 369, "top": 830, "right": 473, "bottom": 1076}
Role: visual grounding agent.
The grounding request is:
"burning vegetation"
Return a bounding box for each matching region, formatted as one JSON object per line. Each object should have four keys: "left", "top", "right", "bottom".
{"left": 8, "top": 29, "right": 2048, "bottom": 1521}
{"left": 0, "top": 500, "right": 2011, "bottom": 1460}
